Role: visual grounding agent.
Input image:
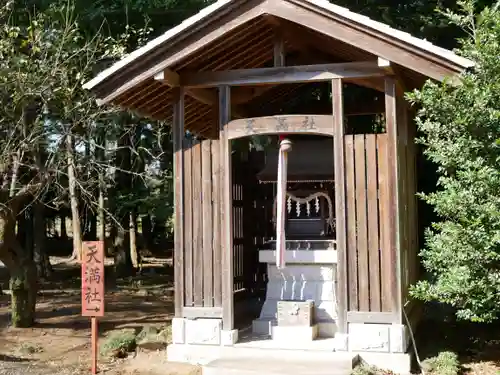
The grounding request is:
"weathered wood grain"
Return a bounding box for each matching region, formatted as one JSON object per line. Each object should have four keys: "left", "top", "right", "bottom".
{"left": 173, "top": 88, "right": 185, "bottom": 317}
{"left": 345, "top": 134, "right": 358, "bottom": 311}
{"left": 202, "top": 140, "right": 214, "bottom": 307}
{"left": 332, "top": 78, "right": 347, "bottom": 333}
{"left": 366, "top": 134, "right": 381, "bottom": 312}
{"left": 355, "top": 134, "right": 369, "bottom": 311}
{"left": 227, "top": 115, "right": 335, "bottom": 139}
{"left": 183, "top": 136, "right": 193, "bottom": 307}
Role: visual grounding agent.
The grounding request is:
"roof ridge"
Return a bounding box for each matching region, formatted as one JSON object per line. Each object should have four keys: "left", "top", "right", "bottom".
{"left": 84, "top": 0, "right": 474, "bottom": 92}
{"left": 304, "top": 0, "right": 473, "bottom": 68}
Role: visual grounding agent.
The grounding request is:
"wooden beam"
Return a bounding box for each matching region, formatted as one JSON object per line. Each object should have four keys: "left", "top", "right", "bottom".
{"left": 332, "top": 78, "right": 348, "bottom": 334}
{"left": 219, "top": 85, "right": 234, "bottom": 331}
{"left": 385, "top": 76, "right": 402, "bottom": 324}
{"left": 227, "top": 115, "right": 335, "bottom": 139}
{"left": 274, "top": 23, "right": 386, "bottom": 93}
{"left": 183, "top": 307, "right": 223, "bottom": 319}
{"left": 154, "top": 69, "right": 248, "bottom": 119}
{"left": 346, "top": 311, "right": 395, "bottom": 324}
{"left": 376, "top": 58, "right": 410, "bottom": 96}
{"left": 377, "top": 57, "right": 391, "bottom": 69}
{"left": 173, "top": 88, "right": 185, "bottom": 317}
{"left": 181, "top": 61, "right": 386, "bottom": 88}
{"left": 154, "top": 69, "right": 180, "bottom": 86}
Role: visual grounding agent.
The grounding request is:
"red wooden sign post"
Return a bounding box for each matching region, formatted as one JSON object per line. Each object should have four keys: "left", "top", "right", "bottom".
{"left": 81, "top": 241, "right": 105, "bottom": 375}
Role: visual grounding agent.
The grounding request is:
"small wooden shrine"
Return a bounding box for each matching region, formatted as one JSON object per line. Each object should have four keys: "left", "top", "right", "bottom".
{"left": 84, "top": 0, "right": 474, "bottom": 372}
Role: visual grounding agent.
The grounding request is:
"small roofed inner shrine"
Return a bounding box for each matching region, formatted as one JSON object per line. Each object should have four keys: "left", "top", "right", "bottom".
{"left": 253, "top": 137, "right": 337, "bottom": 340}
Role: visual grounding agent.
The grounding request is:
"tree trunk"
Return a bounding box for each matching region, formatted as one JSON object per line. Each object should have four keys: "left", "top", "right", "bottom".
{"left": 113, "top": 127, "right": 134, "bottom": 276}
{"left": 114, "top": 216, "right": 133, "bottom": 277}
{"left": 98, "top": 188, "right": 106, "bottom": 243}
{"left": 141, "top": 214, "right": 153, "bottom": 252}
{"left": 130, "top": 212, "right": 138, "bottom": 267}
{"left": 97, "top": 129, "right": 107, "bottom": 250}
{"left": 89, "top": 214, "right": 97, "bottom": 241}
{"left": 9, "top": 240, "right": 38, "bottom": 327}
{"left": 109, "top": 222, "right": 117, "bottom": 256}
{"left": 34, "top": 202, "right": 52, "bottom": 279}
{"left": 0, "top": 216, "right": 37, "bottom": 328}
{"left": 60, "top": 213, "right": 68, "bottom": 240}
{"left": 16, "top": 211, "right": 28, "bottom": 251}
{"left": 67, "top": 134, "right": 82, "bottom": 260}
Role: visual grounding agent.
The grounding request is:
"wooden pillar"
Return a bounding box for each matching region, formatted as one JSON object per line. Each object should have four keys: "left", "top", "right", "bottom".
{"left": 397, "top": 100, "right": 409, "bottom": 304}
{"left": 332, "top": 78, "right": 348, "bottom": 333}
{"left": 173, "top": 88, "right": 185, "bottom": 317}
{"left": 384, "top": 76, "right": 402, "bottom": 323}
{"left": 219, "top": 85, "right": 234, "bottom": 330}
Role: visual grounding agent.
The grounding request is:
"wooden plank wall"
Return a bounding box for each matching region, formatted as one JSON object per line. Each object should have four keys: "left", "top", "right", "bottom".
{"left": 345, "top": 133, "right": 393, "bottom": 312}
{"left": 397, "top": 104, "right": 419, "bottom": 304}
{"left": 181, "top": 137, "right": 223, "bottom": 310}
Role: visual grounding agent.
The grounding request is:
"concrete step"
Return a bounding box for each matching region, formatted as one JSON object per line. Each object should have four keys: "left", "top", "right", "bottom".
{"left": 203, "top": 355, "right": 359, "bottom": 375}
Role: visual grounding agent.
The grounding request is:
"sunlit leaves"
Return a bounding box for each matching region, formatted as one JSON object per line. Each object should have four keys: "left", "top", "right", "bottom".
{"left": 408, "top": 1, "right": 500, "bottom": 322}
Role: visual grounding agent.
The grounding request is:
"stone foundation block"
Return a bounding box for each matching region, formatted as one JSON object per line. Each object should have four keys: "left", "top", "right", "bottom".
{"left": 185, "top": 318, "right": 222, "bottom": 345}
{"left": 333, "top": 333, "right": 348, "bottom": 351}
{"left": 172, "top": 318, "right": 186, "bottom": 344}
{"left": 390, "top": 324, "right": 410, "bottom": 353}
{"left": 349, "top": 323, "right": 390, "bottom": 352}
{"left": 252, "top": 318, "right": 274, "bottom": 336}
{"left": 317, "top": 321, "right": 337, "bottom": 337}
{"left": 221, "top": 329, "right": 239, "bottom": 346}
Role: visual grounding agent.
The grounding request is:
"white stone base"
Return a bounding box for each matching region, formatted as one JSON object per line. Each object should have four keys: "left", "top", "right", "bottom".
{"left": 253, "top": 261, "right": 338, "bottom": 338}
{"left": 221, "top": 329, "right": 239, "bottom": 346}
{"left": 166, "top": 343, "right": 412, "bottom": 374}
{"left": 172, "top": 318, "right": 224, "bottom": 346}
{"left": 253, "top": 318, "right": 336, "bottom": 338}
{"left": 332, "top": 333, "right": 348, "bottom": 351}
{"left": 271, "top": 325, "right": 318, "bottom": 342}
{"left": 348, "top": 323, "right": 410, "bottom": 354}
{"left": 172, "top": 318, "right": 186, "bottom": 344}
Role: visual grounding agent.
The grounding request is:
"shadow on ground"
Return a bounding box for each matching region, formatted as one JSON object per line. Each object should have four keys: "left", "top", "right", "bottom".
{"left": 0, "top": 258, "right": 174, "bottom": 335}
{"left": 414, "top": 304, "right": 500, "bottom": 373}
{"left": 0, "top": 354, "right": 32, "bottom": 362}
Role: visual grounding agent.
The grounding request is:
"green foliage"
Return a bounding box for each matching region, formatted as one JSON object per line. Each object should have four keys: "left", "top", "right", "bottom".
{"left": 100, "top": 328, "right": 137, "bottom": 356}
{"left": 0, "top": 0, "right": 126, "bottom": 202}
{"left": 421, "top": 351, "right": 460, "bottom": 375}
{"left": 351, "top": 364, "right": 394, "bottom": 375}
{"left": 408, "top": 1, "right": 500, "bottom": 322}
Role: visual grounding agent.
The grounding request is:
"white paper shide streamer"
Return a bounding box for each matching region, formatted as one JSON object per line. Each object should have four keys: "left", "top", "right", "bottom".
{"left": 276, "top": 138, "right": 292, "bottom": 269}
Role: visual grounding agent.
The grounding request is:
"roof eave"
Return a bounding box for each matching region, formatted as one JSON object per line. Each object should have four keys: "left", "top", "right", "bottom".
{"left": 83, "top": 0, "right": 476, "bottom": 100}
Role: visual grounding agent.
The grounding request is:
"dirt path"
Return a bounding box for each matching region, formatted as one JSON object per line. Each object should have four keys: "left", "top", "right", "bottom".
{"left": 0, "top": 257, "right": 199, "bottom": 375}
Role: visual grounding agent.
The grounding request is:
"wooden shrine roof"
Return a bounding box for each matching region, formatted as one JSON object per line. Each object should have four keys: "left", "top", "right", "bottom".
{"left": 83, "top": 0, "right": 474, "bottom": 138}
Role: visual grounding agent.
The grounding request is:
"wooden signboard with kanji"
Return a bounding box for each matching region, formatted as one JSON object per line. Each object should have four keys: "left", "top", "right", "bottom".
{"left": 81, "top": 241, "right": 104, "bottom": 374}
{"left": 82, "top": 241, "right": 105, "bottom": 317}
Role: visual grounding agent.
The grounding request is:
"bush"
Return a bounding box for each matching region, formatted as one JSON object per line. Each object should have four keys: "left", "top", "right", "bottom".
{"left": 100, "top": 329, "right": 137, "bottom": 357}
{"left": 351, "top": 364, "right": 394, "bottom": 375}
{"left": 408, "top": 0, "right": 500, "bottom": 322}
{"left": 421, "top": 351, "right": 460, "bottom": 375}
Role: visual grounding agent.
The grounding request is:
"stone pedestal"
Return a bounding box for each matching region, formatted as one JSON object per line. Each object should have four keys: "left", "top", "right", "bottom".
{"left": 252, "top": 244, "right": 338, "bottom": 338}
